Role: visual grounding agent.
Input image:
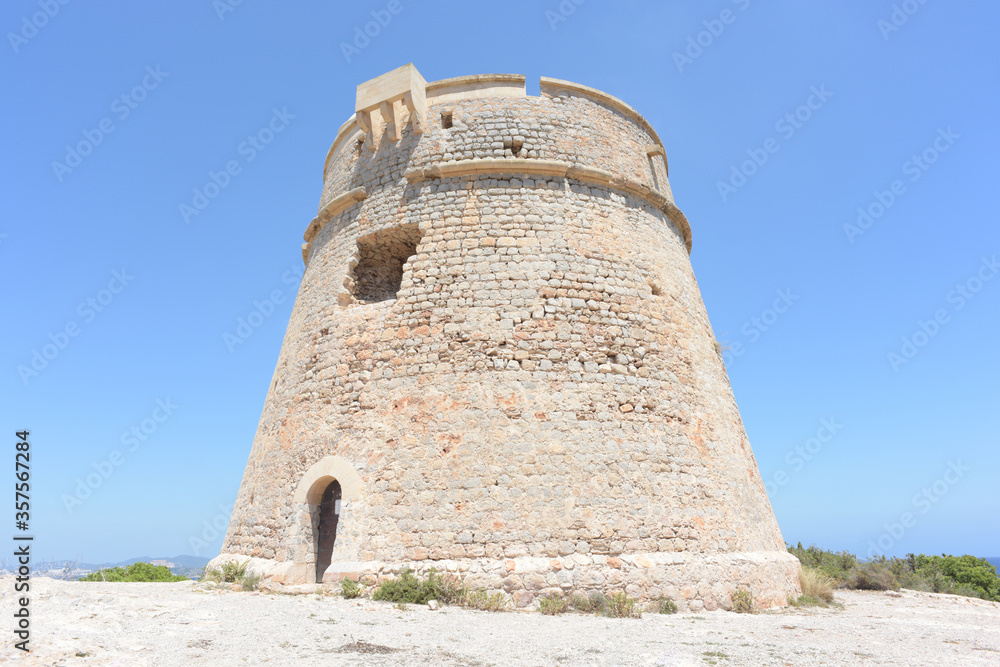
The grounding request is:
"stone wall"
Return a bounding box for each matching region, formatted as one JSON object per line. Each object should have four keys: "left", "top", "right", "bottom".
{"left": 213, "top": 68, "right": 800, "bottom": 609}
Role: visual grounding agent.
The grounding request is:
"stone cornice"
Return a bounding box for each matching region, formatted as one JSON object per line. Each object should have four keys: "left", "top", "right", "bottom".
{"left": 404, "top": 158, "right": 692, "bottom": 253}
{"left": 303, "top": 186, "right": 367, "bottom": 245}
{"left": 303, "top": 160, "right": 693, "bottom": 265}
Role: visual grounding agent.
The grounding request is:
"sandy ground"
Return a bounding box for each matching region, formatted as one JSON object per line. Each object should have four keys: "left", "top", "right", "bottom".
{"left": 2, "top": 576, "right": 999, "bottom": 666}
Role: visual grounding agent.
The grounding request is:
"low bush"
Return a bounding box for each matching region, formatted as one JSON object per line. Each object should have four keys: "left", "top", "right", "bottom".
{"left": 603, "top": 591, "right": 642, "bottom": 618}
{"left": 372, "top": 568, "right": 487, "bottom": 608}
{"left": 372, "top": 568, "right": 435, "bottom": 604}
{"left": 79, "top": 562, "right": 187, "bottom": 583}
{"left": 204, "top": 560, "right": 250, "bottom": 584}
{"left": 538, "top": 594, "right": 570, "bottom": 615}
{"left": 844, "top": 562, "right": 899, "bottom": 591}
{"left": 340, "top": 578, "right": 363, "bottom": 599}
{"left": 788, "top": 544, "right": 999, "bottom": 602}
{"left": 463, "top": 590, "right": 510, "bottom": 612}
{"left": 570, "top": 592, "right": 607, "bottom": 614}
{"left": 238, "top": 571, "right": 261, "bottom": 591}
{"left": 730, "top": 588, "right": 754, "bottom": 614}
{"left": 654, "top": 596, "right": 678, "bottom": 614}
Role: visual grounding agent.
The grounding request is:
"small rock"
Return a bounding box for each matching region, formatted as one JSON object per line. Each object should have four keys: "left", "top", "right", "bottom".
{"left": 427, "top": 600, "right": 439, "bottom": 610}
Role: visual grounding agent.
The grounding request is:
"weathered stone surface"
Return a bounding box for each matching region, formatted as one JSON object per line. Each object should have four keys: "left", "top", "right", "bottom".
{"left": 209, "top": 65, "right": 800, "bottom": 610}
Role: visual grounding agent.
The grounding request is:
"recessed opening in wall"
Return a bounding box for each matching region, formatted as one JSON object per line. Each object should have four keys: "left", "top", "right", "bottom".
{"left": 650, "top": 282, "right": 662, "bottom": 296}
{"left": 315, "top": 479, "right": 341, "bottom": 583}
{"left": 504, "top": 138, "right": 524, "bottom": 157}
{"left": 441, "top": 111, "right": 453, "bottom": 129}
{"left": 354, "top": 137, "right": 364, "bottom": 154}
{"left": 352, "top": 223, "right": 422, "bottom": 304}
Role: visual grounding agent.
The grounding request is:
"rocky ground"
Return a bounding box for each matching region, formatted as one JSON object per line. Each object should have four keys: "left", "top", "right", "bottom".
{"left": 2, "top": 576, "right": 998, "bottom": 666}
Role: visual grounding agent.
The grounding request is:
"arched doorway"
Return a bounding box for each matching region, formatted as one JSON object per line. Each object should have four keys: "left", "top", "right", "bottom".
{"left": 315, "top": 480, "right": 342, "bottom": 583}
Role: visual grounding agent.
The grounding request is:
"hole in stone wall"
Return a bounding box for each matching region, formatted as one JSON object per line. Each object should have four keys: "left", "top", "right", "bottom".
{"left": 650, "top": 282, "right": 662, "bottom": 296}
{"left": 504, "top": 138, "right": 525, "bottom": 157}
{"left": 351, "top": 224, "right": 422, "bottom": 304}
{"left": 354, "top": 138, "right": 364, "bottom": 154}
{"left": 441, "top": 111, "right": 453, "bottom": 129}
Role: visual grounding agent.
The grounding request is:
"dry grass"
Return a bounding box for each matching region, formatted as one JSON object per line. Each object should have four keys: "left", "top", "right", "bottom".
{"left": 603, "top": 592, "right": 642, "bottom": 618}
{"left": 730, "top": 588, "right": 754, "bottom": 614}
{"left": 800, "top": 567, "right": 836, "bottom": 603}
{"left": 538, "top": 594, "right": 571, "bottom": 615}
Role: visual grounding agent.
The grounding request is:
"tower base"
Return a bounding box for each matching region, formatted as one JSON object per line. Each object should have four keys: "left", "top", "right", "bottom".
{"left": 208, "top": 550, "right": 800, "bottom": 611}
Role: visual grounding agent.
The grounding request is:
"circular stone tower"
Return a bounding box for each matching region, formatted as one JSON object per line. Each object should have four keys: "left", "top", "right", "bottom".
{"left": 211, "top": 64, "right": 800, "bottom": 611}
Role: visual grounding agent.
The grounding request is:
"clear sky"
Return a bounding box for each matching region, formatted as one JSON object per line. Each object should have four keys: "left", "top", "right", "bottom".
{"left": 2, "top": 1, "right": 997, "bottom": 565}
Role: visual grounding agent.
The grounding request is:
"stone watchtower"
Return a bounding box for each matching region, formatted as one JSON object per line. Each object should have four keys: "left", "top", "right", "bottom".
{"left": 210, "top": 64, "right": 800, "bottom": 610}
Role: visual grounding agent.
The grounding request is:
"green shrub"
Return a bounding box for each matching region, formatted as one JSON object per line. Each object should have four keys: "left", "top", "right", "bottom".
{"left": 730, "top": 588, "right": 754, "bottom": 614}
{"left": 570, "top": 592, "right": 607, "bottom": 614}
{"left": 538, "top": 594, "right": 570, "bottom": 615}
{"left": 787, "top": 544, "right": 1000, "bottom": 602}
{"left": 371, "top": 568, "right": 468, "bottom": 606}
{"left": 603, "top": 592, "right": 642, "bottom": 618}
{"left": 372, "top": 568, "right": 430, "bottom": 604}
{"left": 906, "top": 554, "right": 999, "bottom": 600}
{"left": 239, "top": 571, "right": 261, "bottom": 591}
{"left": 431, "top": 573, "right": 468, "bottom": 605}
{"left": 463, "top": 590, "right": 510, "bottom": 612}
{"left": 79, "top": 562, "right": 187, "bottom": 583}
{"left": 845, "top": 562, "right": 899, "bottom": 591}
{"left": 340, "top": 578, "right": 362, "bottom": 599}
{"left": 203, "top": 559, "right": 250, "bottom": 584}
{"left": 654, "top": 596, "right": 678, "bottom": 614}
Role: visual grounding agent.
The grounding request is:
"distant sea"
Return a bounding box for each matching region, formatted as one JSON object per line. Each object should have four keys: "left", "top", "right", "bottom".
{"left": 988, "top": 557, "right": 1000, "bottom": 570}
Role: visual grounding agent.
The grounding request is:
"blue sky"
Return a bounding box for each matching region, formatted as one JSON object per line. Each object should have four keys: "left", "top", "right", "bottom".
{"left": 2, "top": 1, "right": 997, "bottom": 565}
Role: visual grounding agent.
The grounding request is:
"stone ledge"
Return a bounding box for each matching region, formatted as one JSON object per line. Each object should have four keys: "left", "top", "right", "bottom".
{"left": 303, "top": 187, "right": 367, "bottom": 244}
{"left": 402, "top": 158, "right": 692, "bottom": 253}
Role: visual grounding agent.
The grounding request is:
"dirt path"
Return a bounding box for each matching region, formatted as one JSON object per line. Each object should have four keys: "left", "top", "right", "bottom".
{"left": 2, "top": 576, "right": 998, "bottom": 666}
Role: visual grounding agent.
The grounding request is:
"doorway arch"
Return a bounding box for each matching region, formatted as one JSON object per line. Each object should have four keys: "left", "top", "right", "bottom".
{"left": 315, "top": 480, "right": 342, "bottom": 582}
{"left": 292, "top": 456, "right": 363, "bottom": 583}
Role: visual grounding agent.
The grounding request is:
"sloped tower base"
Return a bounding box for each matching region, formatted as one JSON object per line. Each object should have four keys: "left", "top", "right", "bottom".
{"left": 211, "top": 65, "right": 800, "bottom": 610}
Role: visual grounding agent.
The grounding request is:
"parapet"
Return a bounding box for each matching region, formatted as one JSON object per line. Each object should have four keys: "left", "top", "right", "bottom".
{"left": 308, "top": 64, "right": 688, "bottom": 264}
